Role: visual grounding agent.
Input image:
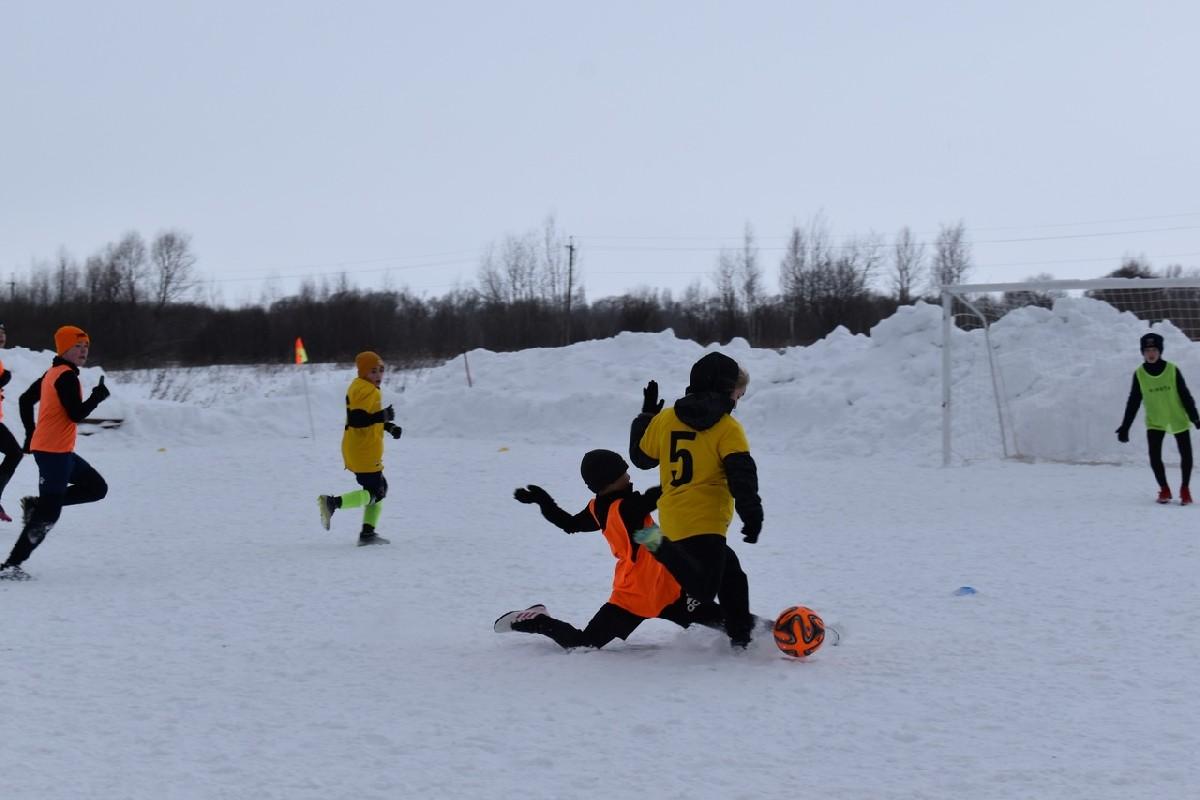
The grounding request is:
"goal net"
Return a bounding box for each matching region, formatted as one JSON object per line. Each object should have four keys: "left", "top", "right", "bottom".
{"left": 941, "top": 278, "right": 1200, "bottom": 465}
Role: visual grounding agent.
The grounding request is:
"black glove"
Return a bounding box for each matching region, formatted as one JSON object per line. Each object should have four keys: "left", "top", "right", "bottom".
{"left": 382, "top": 405, "right": 395, "bottom": 422}
{"left": 642, "top": 380, "right": 664, "bottom": 415}
{"left": 1116, "top": 426, "right": 1129, "bottom": 443}
{"left": 514, "top": 485, "right": 551, "bottom": 506}
{"left": 384, "top": 422, "right": 402, "bottom": 440}
{"left": 741, "top": 519, "right": 762, "bottom": 544}
{"left": 90, "top": 375, "right": 110, "bottom": 403}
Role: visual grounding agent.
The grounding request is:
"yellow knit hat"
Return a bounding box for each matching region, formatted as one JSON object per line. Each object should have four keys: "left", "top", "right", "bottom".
{"left": 355, "top": 351, "right": 382, "bottom": 378}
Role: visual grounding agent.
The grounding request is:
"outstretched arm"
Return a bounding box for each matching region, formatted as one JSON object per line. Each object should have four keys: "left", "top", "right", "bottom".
{"left": 629, "top": 414, "right": 658, "bottom": 469}
{"left": 629, "top": 381, "right": 662, "bottom": 469}
{"left": 514, "top": 485, "right": 600, "bottom": 534}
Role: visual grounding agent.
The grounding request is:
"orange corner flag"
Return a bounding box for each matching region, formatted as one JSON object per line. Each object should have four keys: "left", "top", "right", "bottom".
{"left": 295, "top": 337, "right": 309, "bottom": 365}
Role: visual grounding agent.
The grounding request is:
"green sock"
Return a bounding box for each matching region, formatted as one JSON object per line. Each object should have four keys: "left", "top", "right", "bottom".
{"left": 339, "top": 489, "right": 372, "bottom": 510}
{"left": 363, "top": 501, "right": 382, "bottom": 528}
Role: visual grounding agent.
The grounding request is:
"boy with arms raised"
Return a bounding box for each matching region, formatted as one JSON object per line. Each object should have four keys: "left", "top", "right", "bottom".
{"left": 628, "top": 352, "right": 762, "bottom": 648}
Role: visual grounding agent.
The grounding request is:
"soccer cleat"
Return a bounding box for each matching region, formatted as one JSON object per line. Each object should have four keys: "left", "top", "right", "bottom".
{"left": 1181, "top": 487, "right": 1193, "bottom": 506}
{"left": 0, "top": 505, "right": 9, "bottom": 523}
{"left": 0, "top": 563, "right": 31, "bottom": 581}
{"left": 20, "top": 496, "right": 37, "bottom": 527}
{"left": 317, "top": 495, "right": 336, "bottom": 530}
{"left": 494, "top": 604, "right": 548, "bottom": 633}
{"left": 357, "top": 533, "right": 391, "bottom": 546}
{"left": 632, "top": 524, "right": 662, "bottom": 552}
{"left": 1157, "top": 487, "right": 1172, "bottom": 504}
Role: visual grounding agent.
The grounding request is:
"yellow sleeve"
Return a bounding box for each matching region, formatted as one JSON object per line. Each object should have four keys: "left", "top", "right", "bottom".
{"left": 717, "top": 417, "right": 750, "bottom": 457}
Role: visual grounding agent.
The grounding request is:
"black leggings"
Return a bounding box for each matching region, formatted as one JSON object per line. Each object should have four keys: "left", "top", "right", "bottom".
{"left": 0, "top": 423, "right": 23, "bottom": 506}
{"left": 5, "top": 452, "right": 108, "bottom": 567}
{"left": 1147, "top": 429, "right": 1193, "bottom": 489}
{"left": 645, "top": 534, "right": 753, "bottom": 644}
{"left": 514, "top": 597, "right": 725, "bottom": 649}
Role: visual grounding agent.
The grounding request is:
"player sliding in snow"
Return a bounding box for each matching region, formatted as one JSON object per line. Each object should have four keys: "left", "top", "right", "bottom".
{"left": 496, "top": 449, "right": 760, "bottom": 649}
{"left": 1116, "top": 332, "right": 1200, "bottom": 505}
{"left": 317, "top": 351, "right": 402, "bottom": 546}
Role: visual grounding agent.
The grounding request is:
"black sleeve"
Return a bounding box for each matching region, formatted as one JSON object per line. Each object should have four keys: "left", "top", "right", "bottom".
{"left": 346, "top": 408, "right": 387, "bottom": 428}
{"left": 724, "top": 452, "right": 763, "bottom": 530}
{"left": 536, "top": 500, "right": 601, "bottom": 534}
{"left": 54, "top": 370, "right": 104, "bottom": 423}
{"left": 617, "top": 486, "right": 662, "bottom": 533}
{"left": 1176, "top": 370, "right": 1199, "bottom": 424}
{"left": 1119, "top": 373, "right": 1141, "bottom": 431}
{"left": 19, "top": 376, "right": 43, "bottom": 439}
{"left": 0, "top": 368, "right": 10, "bottom": 389}
{"left": 629, "top": 412, "right": 658, "bottom": 469}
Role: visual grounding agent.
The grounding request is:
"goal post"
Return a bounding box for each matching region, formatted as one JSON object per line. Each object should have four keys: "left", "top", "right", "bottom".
{"left": 941, "top": 277, "right": 1200, "bottom": 466}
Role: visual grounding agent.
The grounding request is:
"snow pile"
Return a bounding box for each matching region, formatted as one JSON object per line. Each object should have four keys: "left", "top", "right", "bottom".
{"left": 77, "top": 297, "right": 1192, "bottom": 464}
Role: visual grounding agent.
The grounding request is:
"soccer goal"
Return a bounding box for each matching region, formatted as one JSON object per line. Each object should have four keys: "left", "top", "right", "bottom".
{"left": 941, "top": 277, "right": 1200, "bottom": 465}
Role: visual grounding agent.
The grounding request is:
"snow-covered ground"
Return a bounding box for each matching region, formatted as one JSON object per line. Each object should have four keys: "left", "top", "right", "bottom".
{"left": 3, "top": 299, "right": 1198, "bottom": 799}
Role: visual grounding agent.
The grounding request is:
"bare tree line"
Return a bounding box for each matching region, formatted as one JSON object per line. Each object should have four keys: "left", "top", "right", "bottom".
{"left": 15, "top": 215, "right": 1160, "bottom": 368}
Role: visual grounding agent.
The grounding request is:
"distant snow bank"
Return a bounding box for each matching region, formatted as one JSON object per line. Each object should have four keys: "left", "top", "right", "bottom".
{"left": 24, "top": 298, "right": 1183, "bottom": 464}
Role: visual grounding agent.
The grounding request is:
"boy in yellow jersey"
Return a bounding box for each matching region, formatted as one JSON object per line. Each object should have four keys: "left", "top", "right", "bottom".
{"left": 0, "top": 326, "right": 110, "bottom": 580}
{"left": 1116, "top": 332, "right": 1200, "bottom": 505}
{"left": 317, "top": 351, "right": 402, "bottom": 546}
{"left": 628, "top": 352, "right": 762, "bottom": 648}
{"left": 0, "top": 321, "right": 24, "bottom": 522}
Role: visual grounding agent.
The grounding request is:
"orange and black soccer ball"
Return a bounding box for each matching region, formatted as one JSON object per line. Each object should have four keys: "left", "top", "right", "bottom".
{"left": 773, "top": 605, "right": 825, "bottom": 658}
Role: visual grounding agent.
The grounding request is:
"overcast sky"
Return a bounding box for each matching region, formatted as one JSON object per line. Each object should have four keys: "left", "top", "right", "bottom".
{"left": 4, "top": 1, "right": 1199, "bottom": 305}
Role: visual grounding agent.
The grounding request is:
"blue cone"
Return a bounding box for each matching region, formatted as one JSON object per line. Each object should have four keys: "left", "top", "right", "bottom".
{"left": 953, "top": 586, "right": 977, "bottom": 596}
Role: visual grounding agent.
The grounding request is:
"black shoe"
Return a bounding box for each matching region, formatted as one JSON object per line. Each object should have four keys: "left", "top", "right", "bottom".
{"left": 358, "top": 533, "right": 391, "bottom": 546}
{"left": 317, "top": 495, "right": 337, "bottom": 530}
{"left": 0, "top": 563, "right": 31, "bottom": 581}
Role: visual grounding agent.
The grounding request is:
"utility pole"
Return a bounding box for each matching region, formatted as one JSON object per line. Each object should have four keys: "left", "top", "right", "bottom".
{"left": 564, "top": 236, "right": 575, "bottom": 345}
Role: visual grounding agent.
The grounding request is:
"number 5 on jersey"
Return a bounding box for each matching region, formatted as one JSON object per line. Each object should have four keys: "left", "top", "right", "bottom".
{"left": 669, "top": 430, "right": 696, "bottom": 486}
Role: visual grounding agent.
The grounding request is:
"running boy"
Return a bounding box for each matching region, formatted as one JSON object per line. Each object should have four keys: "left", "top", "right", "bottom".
{"left": 495, "top": 449, "right": 729, "bottom": 649}
{"left": 0, "top": 325, "right": 110, "bottom": 580}
{"left": 0, "top": 322, "right": 24, "bottom": 522}
{"left": 1116, "top": 331, "right": 1200, "bottom": 504}
{"left": 628, "top": 351, "right": 762, "bottom": 647}
{"left": 317, "top": 351, "right": 402, "bottom": 546}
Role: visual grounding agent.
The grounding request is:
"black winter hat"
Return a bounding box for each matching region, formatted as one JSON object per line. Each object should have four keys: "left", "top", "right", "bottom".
{"left": 687, "top": 352, "right": 740, "bottom": 395}
{"left": 1140, "top": 332, "right": 1164, "bottom": 352}
{"left": 580, "top": 449, "right": 629, "bottom": 493}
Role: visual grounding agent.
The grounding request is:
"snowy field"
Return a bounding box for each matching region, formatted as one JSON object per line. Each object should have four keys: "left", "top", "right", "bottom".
{"left": 3, "top": 300, "right": 1199, "bottom": 799}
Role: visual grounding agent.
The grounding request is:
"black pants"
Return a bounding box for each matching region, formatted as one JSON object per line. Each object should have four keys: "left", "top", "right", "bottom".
{"left": 4, "top": 452, "right": 107, "bottom": 567}
{"left": 1147, "top": 429, "right": 1193, "bottom": 489}
{"left": 514, "top": 596, "right": 725, "bottom": 650}
{"left": 644, "top": 533, "right": 754, "bottom": 644}
{"left": 0, "top": 423, "right": 23, "bottom": 507}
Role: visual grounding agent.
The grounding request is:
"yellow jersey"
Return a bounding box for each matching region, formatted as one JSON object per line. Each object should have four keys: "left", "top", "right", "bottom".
{"left": 638, "top": 408, "right": 750, "bottom": 540}
{"left": 342, "top": 377, "right": 384, "bottom": 473}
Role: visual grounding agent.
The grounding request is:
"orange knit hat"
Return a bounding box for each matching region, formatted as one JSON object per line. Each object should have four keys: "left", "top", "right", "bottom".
{"left": 55, "top": 325, "right": 90, "bottom": 356}
{"left": 355, "top": 351, "right": 382, "bottom": 378}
